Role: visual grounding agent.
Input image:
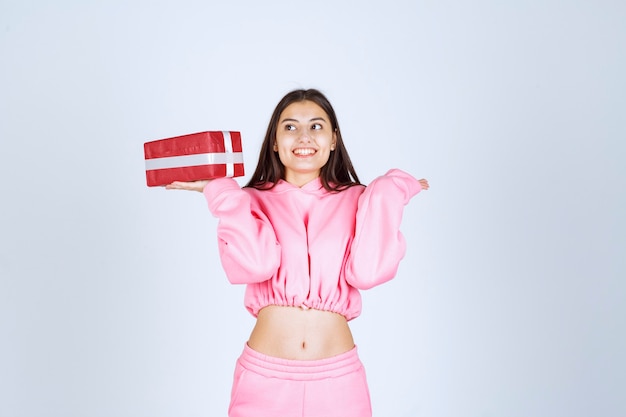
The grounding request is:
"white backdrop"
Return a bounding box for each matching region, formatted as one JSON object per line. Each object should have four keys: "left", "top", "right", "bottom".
{"left": 1, "top": 1, "right": 624, "bottom": 416}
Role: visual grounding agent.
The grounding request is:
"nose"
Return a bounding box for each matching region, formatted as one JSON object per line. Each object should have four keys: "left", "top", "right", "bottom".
{"left": 298, "top": 132, "right": 312, "bottom": 143}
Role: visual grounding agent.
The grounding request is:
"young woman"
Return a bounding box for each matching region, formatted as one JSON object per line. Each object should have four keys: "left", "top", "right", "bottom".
{"left": 166, "top": 88, "right": 429, "bottom": 417}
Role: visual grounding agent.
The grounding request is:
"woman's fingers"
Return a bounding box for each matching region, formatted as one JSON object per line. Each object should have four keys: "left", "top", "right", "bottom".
{"left": 165, "top": 180, "right": 207, "bottom": 192}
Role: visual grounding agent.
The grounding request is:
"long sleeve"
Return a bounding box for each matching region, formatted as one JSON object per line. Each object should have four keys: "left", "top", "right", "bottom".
{"left": 344, "top": 169, "right": 422, "bottom": 290}
{"left": 204, "top": 178, "right": 281, "bottom": 284}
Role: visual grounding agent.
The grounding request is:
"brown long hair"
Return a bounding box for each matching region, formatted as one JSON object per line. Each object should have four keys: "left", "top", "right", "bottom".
{"left": 245, "top": 89, "right": 361, "bottom": 191}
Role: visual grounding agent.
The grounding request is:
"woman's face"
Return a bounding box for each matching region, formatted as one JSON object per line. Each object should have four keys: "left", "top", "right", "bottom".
{"left": 274, "top": 100, "right": 337, "bottom": 187}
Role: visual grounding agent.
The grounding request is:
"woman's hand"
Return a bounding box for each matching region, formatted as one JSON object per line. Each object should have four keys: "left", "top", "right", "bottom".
{"left": 419, "top": 179, "right": 430, "bottom": 190}
{"left": 165, "top": 180, "right": 210, "bottom": 192}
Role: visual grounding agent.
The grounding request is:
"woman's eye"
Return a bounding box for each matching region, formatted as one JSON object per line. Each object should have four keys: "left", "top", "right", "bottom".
{"left": 285, "top": 124, "right": 296, "bottom": 131}
{"left": 311, "top": 123, "right": 322, "bottom": 130}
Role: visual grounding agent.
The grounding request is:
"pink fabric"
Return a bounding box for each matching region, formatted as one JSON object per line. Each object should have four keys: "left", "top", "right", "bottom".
{"left": 229, "top": 344, "right": 372, "bottom": 417}
{"left": 204, "top": 169, "right": 422, "bottom": 321}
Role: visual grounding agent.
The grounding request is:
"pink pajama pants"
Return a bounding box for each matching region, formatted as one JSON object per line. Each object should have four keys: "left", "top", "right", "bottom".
{"left": 228, "top": 344, "right": 372, "bottom": 417}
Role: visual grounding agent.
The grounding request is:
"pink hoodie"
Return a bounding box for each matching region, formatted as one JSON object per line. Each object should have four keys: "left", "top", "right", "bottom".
{"left": 203, "top": 169, "right": 422, "bottom": 321}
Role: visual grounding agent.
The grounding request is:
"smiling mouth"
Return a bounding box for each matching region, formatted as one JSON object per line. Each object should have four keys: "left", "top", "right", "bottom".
{"left": 293, "top": 148, "right": 317, "bottom": 156}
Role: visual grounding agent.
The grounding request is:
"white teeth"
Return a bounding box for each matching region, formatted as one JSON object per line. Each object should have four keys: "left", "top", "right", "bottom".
{"left": 293, "top": 148, "right": 316, "bottom": 155}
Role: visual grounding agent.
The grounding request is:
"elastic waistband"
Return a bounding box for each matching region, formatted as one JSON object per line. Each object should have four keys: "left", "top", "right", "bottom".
{"left": 238, "top": 343, "right": 363, "bottom": 381}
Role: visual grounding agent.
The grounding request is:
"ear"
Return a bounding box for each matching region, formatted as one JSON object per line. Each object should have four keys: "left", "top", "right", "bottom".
{"left": 273, "top": 143, "right": 278, "bottom": 152}
{"left": 331, "top": 132, "right": 337, "bottom": 151}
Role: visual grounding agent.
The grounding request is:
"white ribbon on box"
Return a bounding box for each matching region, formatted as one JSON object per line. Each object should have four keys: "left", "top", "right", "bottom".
{"left": 145, "top": 131, "right": 242, "bottom": 177}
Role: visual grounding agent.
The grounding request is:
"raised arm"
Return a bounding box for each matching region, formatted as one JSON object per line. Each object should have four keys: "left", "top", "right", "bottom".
{"left": 203, "top": 178, "right": 281, "bottom": 285}
{"left": 344, "top": 169, "right": 427, "bottom": 290}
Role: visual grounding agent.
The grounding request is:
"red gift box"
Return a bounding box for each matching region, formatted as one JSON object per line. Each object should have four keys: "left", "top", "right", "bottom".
{"left": 144, "top": 131, "right": 244, "bottom": 187}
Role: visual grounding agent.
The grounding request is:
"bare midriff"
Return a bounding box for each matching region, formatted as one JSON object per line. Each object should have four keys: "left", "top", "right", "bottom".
{"left": 247, "top": 305, "right": 355, "bottom": 360}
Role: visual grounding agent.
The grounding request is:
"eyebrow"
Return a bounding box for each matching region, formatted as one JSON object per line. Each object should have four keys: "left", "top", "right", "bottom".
{"left": 280, "top": 117, "right": 328, "bottom": 124}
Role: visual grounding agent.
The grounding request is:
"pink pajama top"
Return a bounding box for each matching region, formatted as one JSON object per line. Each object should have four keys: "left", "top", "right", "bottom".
{"left": 203, "top": 168, "right": 422, "bottom": 321}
